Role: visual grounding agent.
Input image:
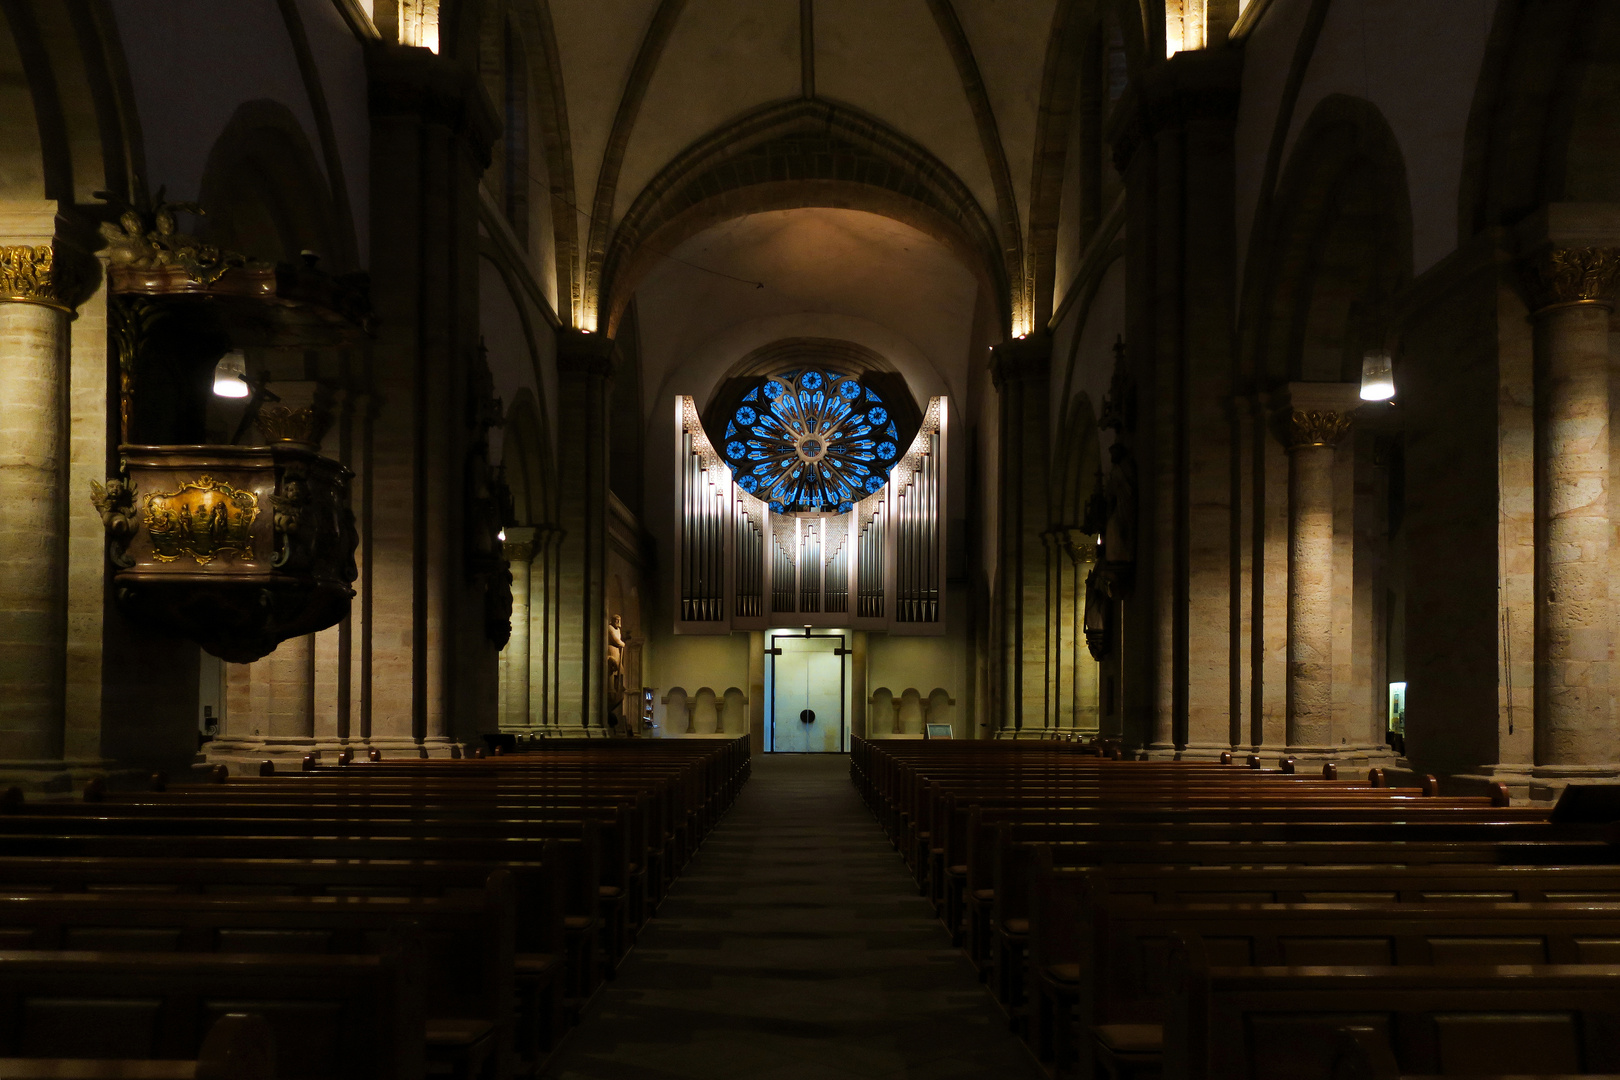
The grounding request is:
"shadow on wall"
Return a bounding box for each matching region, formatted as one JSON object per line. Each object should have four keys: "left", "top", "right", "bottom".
{"left": 868, "top": 687, "right": 954, "bottom": 738}
{"left": 659, "top": 686, "right": 748, "bottom": 737}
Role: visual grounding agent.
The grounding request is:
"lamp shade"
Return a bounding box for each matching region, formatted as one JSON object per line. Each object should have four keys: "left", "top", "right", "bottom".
{"left": 212, "top": 351, "right": 250, "bottom": 399}
{"left": 1359, "top": 350, "right": 1395, "bottom": 401}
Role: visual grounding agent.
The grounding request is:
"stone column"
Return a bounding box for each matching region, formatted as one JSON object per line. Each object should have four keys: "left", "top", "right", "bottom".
{"left": 555, "top": 330, "right": 616, "bottom": 730}
{"left": 0, "top": 236, "right": 79, "bottom": 762}
{"left": 501, "top": 527, "right": 536, "bottom": 730}
{"left": 1278, "top": 383, "right": 1358, "bottom": 749}
{"left": 1522, "top": 247, "right": 1620, "bottom": 770}
{"left": 365, "top": 44, "right": 499, "bottom": 755}
{"left": 990, "top": 335, "right": 1051, "bottom": 735}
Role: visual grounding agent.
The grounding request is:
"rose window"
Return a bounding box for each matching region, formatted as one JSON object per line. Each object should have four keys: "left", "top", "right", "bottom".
{"left": 720, "top": 368, "right": 902, "bottom": 513}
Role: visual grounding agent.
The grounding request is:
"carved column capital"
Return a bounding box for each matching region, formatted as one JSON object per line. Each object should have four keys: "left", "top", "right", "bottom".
{"left": 1520, "top": 246, "right": 1620, "bottom": 314}
{"left": 503, "top": 524, "right": 537, "bottom": 564}
{"left": 556, "top": 328, "right": 618, "bottom": 381}
{"left": 0, "top": 243, "right": 81, "bottom": 313}
{"left": 1281, "top": 409, "right": 1354, "bottom": 451}
{"left": 989, "top": 334, "right": 1052, "bottom": 390}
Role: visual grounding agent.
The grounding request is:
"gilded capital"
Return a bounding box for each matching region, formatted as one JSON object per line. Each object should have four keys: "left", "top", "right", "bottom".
{"left": 1282, "top": 409, "right": 1353, "bottom": 451}
{"left": 1520, "top": 246, "right": 1620, "bottom": 313}
{"left": 0, "top": 244, "right": 77, "bottom": 312}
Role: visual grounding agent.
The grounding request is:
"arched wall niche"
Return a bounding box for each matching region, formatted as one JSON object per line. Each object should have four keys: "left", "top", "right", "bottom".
{"left": 1241, "top": 95, "right": 1413, "bottom": 386}
{"left": 502, "top": 388, "right": 553, "bottom": 526}
{"left": 1459, "top": 0, "right": 1620, "bottom": 238}
{"left": 197, "top": 100, "right": 350, "bottom": 269}
{"left": 597, "top": 99, "right": 1009, "bottom": 339}
{"left": 1053, "top": 393, "right": 1102, "bottom": 527}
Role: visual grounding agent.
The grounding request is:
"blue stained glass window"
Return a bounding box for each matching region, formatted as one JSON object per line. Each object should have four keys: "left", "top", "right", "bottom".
{"left": 718, "top": 367, "right": 905, "bottom": 512}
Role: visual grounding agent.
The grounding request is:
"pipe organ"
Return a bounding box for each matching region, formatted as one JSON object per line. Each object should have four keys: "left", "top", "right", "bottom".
{"left": 675, "top": 395, "right": 946, "bottom": 634}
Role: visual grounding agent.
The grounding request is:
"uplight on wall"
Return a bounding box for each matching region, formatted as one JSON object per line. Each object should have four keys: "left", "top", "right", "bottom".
{"left": 1359, "top": 350, "right": 1395, "bottom": 401}
{"left": 212, "top": 350, "right": 249, "bottom": 399}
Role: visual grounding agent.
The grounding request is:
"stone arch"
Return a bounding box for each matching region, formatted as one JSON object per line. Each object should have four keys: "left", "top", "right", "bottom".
{"left": 1460, "top": 0, "right": 1620, "bottom": 238}
{"left": 597, "top": 99, "right": 1010, "bottom": 338}
{"left": 699, "top": 337, "right": 924, "bottom": 467}
{"left": 1241, "top": 95, "right": 1414, "bottom": 386}
{"left": 197, "top": 100, "right": 350, "bottom": 270}
{"left": 0, "top": 0, "right": 142, "bottom": 205}
{"left": 1028, "top": 0, "right": 1141, "bottom": 329}
{"left": 473, "top": 0, "right": 582, "bottom": 323}
{"left": 925, "top": 688, "right": 955, "bottom": 731}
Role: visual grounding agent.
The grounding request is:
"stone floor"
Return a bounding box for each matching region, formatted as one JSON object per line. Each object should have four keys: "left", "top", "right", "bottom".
{"left": 544, "top": 753, "right": 1039, "bottom": 1080}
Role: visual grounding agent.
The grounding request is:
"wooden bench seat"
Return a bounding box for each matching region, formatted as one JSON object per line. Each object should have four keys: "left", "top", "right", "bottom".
{"left": 0, "top": 945, "right": 422, "bottom": 1080}
{"left": 1164, "top": 942, "right": 1620, "bottom": 1080}
{"left": 0, "top": 875, "right": 515, "bottom": 1080}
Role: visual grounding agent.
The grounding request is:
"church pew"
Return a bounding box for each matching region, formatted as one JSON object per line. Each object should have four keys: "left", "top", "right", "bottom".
{"left": 90, "top": 786, "right": 663, "bottom": 930}
{"left": 0, "top": 1012, "right": 275, "bottom": 1080}
{"left": 1161, "top": 941, "right": 1620, "bottom": 1080}
{"left": 14, "top": 801, "right": 641, "bottom": 970}
{"left": 0, "top": 941, "right": 424, "bottom": 1080}
{"left": 1027, "top": 856, "right": 1620, "bottom": 1072}
{"left": 0, "top": 877, "right": 515, "bottom": 1080}
{"left": 0, "top": 830, "right": 604, "bottom": 1004}
{"left": 974, "top": 816, "right": 1611, "bottom": 1006}
{"left": 0, "top": 854, "right": 567, "bottom": 1068}
{"left": 1062, "top": 898, "right": 1620, "bottom": 1079}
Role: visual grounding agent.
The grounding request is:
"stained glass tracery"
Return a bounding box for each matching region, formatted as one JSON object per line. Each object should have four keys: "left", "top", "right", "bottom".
{"left": 720, "top": 368, "right": 902, "bottom": 513}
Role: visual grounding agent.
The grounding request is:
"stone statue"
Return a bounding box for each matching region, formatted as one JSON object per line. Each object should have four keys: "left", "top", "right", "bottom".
{"left": 606, "top": 614, "right": 628, "bottom": 732}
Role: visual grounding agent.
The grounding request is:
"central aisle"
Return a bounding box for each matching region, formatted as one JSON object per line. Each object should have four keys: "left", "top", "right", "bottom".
{"left": 547, "top": 753, "right": 1037, "bottom": 1079}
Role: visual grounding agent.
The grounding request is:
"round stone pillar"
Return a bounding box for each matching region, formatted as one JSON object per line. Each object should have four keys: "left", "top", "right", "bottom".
{"left": 1523, "top": 247, "right": 1620, "bottom": 768}
{"left": 0, "top": 244, "right": 74, "bottom": 760}
{"left": 1282, "top": 407, "right": 1352, "bottom": 748}
{"left": 264, "top": 634, "right": 315, "bottom": 739}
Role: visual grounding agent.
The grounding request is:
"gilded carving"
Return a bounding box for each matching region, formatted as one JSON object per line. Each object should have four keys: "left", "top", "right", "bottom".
{"left": 0, "top": 244, "right": 75, "bottom": 311}
{"left": 1283, "top": 409, "right": 1354, "bottom": 450}
{"left": 255, "top": 405, "right": 330, "bottom": 447}
{"left": 89, "top": 477, "right": 140, "bottom": 570}
{"left": 1521, "top": 247, "right": 1620, "bottom": 312}
{"left": 143, "top": 476, "right": 259, "bottom": 565}
{"left": 96, "top": 191, "right": 265, "bottom": 286}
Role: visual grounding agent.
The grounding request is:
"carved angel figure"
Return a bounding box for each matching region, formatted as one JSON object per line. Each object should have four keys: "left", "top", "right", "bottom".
{"left": 89, "top": 477, "right": 139, "bottom": 569}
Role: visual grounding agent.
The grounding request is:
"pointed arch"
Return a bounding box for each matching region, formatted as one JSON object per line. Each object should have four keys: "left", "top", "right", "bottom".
{"left": 1240, "top": 95, "right": 1413, "bottom": 386}
{"left": 598, "top": 98, "right": 1009, "bottom": 339}
{"left": 1460, "top": 0, "right": 1620, "bottom": 236}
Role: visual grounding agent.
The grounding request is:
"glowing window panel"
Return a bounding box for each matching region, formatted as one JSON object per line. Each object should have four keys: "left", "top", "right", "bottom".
{"left": 719, "top": 368, "right": 904, "bottom": 512}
